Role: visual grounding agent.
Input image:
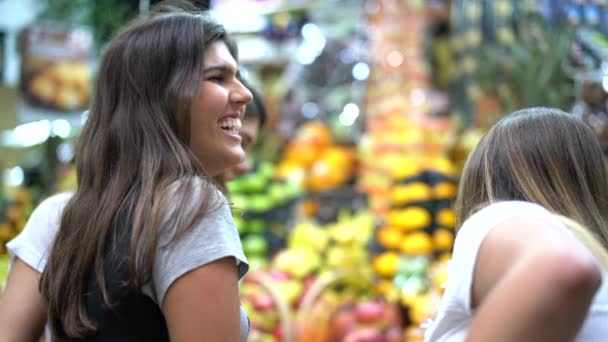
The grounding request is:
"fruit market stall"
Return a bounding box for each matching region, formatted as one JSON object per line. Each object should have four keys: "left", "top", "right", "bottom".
{"left": 233, "top": 121, "right": 455, "bottom": 341}
{"left": 1, "top": 0, "right": 603, "bottom": 340}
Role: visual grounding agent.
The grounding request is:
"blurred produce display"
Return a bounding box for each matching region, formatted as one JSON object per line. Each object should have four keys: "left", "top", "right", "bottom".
{"left": 229, "top": 161, "right": 302, "bottom": 269}
{"left": 2, "top": 0, "right": 604, "bottom": 340}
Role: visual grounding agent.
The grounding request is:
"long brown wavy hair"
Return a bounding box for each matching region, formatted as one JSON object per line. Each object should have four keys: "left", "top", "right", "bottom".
{"left": 40, "top": 1, "right": 237, "bottom": 337}
{"left": 456, "top": 107, "right": 608, "bottom": 251}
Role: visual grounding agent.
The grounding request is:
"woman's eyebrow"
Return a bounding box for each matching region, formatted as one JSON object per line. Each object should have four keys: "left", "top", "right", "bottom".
{"left": 203, "top": 65, "right": 229, "bottom": 73}
{"left": 203, "top": 65, "right": 242, "bottom": 80}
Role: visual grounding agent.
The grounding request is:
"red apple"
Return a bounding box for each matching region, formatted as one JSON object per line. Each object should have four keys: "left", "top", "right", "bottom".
{"left": 355, "top": 301, "right": 386, "bottom": 324}
{"left": 343, "top": 328, "right": 385, "bottom": 342}
{"left": 251, "top": 293, "right": 275, "bottom": 312}
{"left": 269, "top": 269, "right": 292, "bottom": 282}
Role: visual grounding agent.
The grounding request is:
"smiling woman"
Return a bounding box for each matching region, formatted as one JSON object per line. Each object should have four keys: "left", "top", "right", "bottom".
{"left": 0, "top": 1, "right": 253, "bottom": 342}
{"left": 190, "top": 41, "right": 252, "bottom": 177}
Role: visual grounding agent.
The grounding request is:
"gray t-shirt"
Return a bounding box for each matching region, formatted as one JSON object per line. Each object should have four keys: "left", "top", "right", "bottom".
{"left": 142, "top": 182, "right": 250, "bottom": 341}
{"left": 7, "top": 181, "right": 250, "bottom": 341}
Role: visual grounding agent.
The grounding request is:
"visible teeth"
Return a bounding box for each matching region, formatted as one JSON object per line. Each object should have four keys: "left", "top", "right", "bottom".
{"left": 219, "top": 118, "right": 242, "bottom": 131}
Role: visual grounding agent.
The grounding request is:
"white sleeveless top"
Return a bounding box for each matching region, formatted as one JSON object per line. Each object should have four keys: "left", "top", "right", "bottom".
{"left": 424, "top": 201, "right": 608, "bottom": 342}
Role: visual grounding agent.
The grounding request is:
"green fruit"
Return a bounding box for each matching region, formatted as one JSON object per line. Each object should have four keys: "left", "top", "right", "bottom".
{"left": 230, "top": 195, "right": 248, "bottom": 211}
{"left": 248, "top": 219, "right": 266, "bottom": 234}
{"left": 248, "top": 195, "right": 273, "bottom": 213}
{"left": 285, "top": 180, "right": 301, "bottom": 198}
{"left": 243, "top": 174, "right": 266, "bottom": 193}
{"left": 227, "top": 179, "right": 244, "bottom": 194}
{"left": 247, "top": 255, "right": 268, "bottom": 271}
{"left": 268, "top": 183, "right": 286, "bottom": 205}
{"left": 243, "top": 234, "right": 268, "bottom": 256}
{"left": 233, "top": 215, "right": 247, "bottom": 235}
{"left": 259, "top": 162, "right": 275, "bottom": 178}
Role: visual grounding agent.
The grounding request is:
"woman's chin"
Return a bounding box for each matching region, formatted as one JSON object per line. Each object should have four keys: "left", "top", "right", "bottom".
{"left": 206, "top": 149, "right": 246, "bottom": 177}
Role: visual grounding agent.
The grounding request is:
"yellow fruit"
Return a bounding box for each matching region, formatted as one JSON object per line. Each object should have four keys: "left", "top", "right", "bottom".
{"left": 387, "top": 207, "right": 432, "bottom": 231}
{"left": 377, "top": 226, "right": 403, "bottom": 249}
{"left": 273, "top": 248, "right": 320, "bottom": 278}
{"left": 425, "top": 157, "right": 457, "bottom": 176}
{"left": 278, "top": 280, "right": 304, "bottom": 304}
{"left": 376, "top": 280, "right": 399, "bottom": 302}
{"left": 432, "top": 228, "right": 454, "bottom": 251}
{"left": 373, "top": 252, "right": 401, "bottom": 278}
{"left": 390, "top": 158, "right": 419, "bottom": 180}
{"left": 400, "top": 232, "right": 433, "bottom": 256}
{"left": 433, "top": 182, "right": 457, "bottom": 199}
{"left": 436, "top": 208, "right": 456, "bottom": 229}
{"left": 390, "top": 182, "right": 432, "bottom": 205}
{"left": 390, "top": 185, "right": 411, "bottom": 205}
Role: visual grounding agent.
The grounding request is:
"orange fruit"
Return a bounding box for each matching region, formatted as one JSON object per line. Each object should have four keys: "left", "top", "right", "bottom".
{"left": 404, "top": 207, "right": 433, "bottom": 231}
{"left": 295, "top": 121, "right": 332, "bottom": 150}
{"left": 400, "top": 231, "right": 433, "bottom": 256}
{"left": 373, "top": 252, "right": 401, "bottom": 278}
{"left": 436, "top": 208, "right": 456, "bottom": 229}
{"left": 390, "top": 182, "right": 432, "bottom": 205}
{"left": 283, "top": 141, "right": 320, "bottom": 167}
{"left": 433, "top": 228, "right": 454, "bottom": 250}
{"left": 433, "top": 182, "right": 457, "bottom": 199}
{"left": 377, "top": 226, "right": 403, "bottom": 250}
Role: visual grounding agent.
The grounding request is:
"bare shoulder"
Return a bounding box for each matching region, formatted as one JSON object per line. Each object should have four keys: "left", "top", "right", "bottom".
{"left": 483, "top": 214, "right": 572, "bottom": 251}
{"left": 473, "top": 215, "right": 600, "bottom": 308}
{"left": 162, "top": 257, "right": 241, "bottom": 341}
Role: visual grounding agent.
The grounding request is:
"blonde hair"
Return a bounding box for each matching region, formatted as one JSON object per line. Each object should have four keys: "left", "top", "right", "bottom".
{"left": 554, "top": 214, "right": 608, "bottom": 269}
{"left": 456, "top": 107, "right": 608, "bottom": 251}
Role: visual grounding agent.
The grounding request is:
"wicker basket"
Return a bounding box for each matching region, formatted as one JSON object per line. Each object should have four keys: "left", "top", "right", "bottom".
{"left": 245, "top": 271, "right": 294, "bottom": 342}
{"left": 295, "top": 271, "right": 375, "bottom": 342}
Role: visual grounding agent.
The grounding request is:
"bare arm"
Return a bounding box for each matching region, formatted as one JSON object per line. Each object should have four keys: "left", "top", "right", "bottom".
{"left": 466, "top": 217, "right": 602, "bottom": 342}
{"left": 0, "top": 258, "right": 47, "bottom": 342}
{"left": 163, "top": 257, "right": 241, "bottom": 341}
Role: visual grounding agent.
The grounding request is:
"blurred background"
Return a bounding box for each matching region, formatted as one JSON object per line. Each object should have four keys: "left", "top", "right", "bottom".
{"left": 1, "top": 0, "right": 607, "bottom": 341}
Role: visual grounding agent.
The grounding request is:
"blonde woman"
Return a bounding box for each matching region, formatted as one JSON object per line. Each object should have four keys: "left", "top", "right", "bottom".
{"left": 425, "top": 107, "right": 608, "bottom": 341}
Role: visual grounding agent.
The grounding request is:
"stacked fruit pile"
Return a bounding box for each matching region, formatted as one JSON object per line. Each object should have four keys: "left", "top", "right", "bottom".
{"left": 228, "top": 162, "right": 302, "bottom": 270}
{"left": 370, "top": 157, "right": 457, "bottom": 334}
{"left": 275, "top": 121, "right": 358, "bottom": 193}
{"left": 240, "top": 209, "right": 377, "bottom": 342}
